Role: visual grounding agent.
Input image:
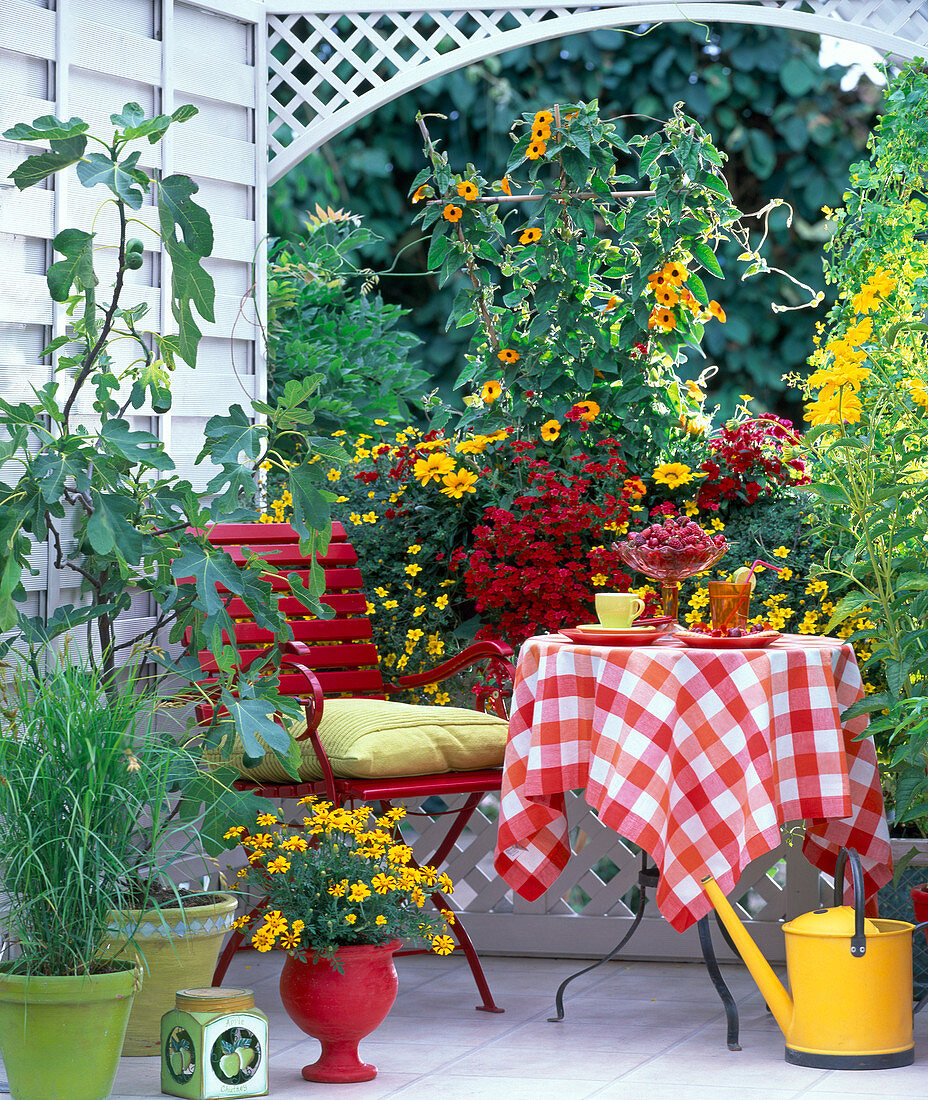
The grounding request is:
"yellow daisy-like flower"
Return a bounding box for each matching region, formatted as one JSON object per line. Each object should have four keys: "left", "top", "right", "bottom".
{"left": 266, "top": 856, "right": 291, "bottom": 874}
{"left": 440, "top": 909, "right": 456, "bottom": 926}
{"left": 389, "top": 843, "right": 414, "bottom": 865}
{"left": 481, "top": 380, "right": 502, "bottom": 404}
{"left": 349, "top": 881, "right": 372, "bottom": 902}
{"left": 437, "top": 872, "right": 454, "bottom": 894}
{"left": 256, "top": 812, "right": 279, "bottom": 826}
{"left": 279, "top": 931, "right": 301, "bottom": 950}
{"left": 497, "top": 348, "right": 520, "bottom": 364}
{"left": 413, "top": 451, "right": 455, "bottom": 486}
{"left": 540, "top": 419, "right": 560, "bottom": 442}
{"left": 906, "top": 377, "right": 928, "bottom": 409}
{"left": 526, "top": 141, "right": 547, "bottom": 160}
{"left": 435, "top": 594, "right": 449, "bottom": 609}
{"left": 345, "top": 913, "right": 357, "bottom": 925}
{"left": 440, "top": 469, "right": 479, "bottom": 499}
{"left": 371, "top": 873, "right": 398, "bottom": 894}
{"left": 519, "top": 227, "right": 542, "bottom": 245}
{"left": 405, "top": 562, "right": 422, "bottom": 576}
{"left": 232, "top": 915, "right": 252, "bottom": 930}
{"left": 244, "top": 832, "right": 274, "bottom": 850}
{"left": 326, "top": 468, "right": 341, "bottom": 481}
{"left": 236, "top": 868, "right": 248, "bottom": 879}
{"left": 652, "top": 462, "right": 696, "bottom": 489}
{"left": 442, "top": 203, "right": 463, "bottom": 223}
{"left": 457, "top": 180, "right": 478, "bottom": 200}
{"left": 223, "top": 826, "right": 246, "bottom": 839}
{"left": 279, "top": 836, "right": 308, "bottom": 852}
{"left": 590, "top": 573, "right": 608, "bottom": 587}
{"left": 375, "top": 914, "right": 388, "bottom": 926}
{"left": 431, "top": 934, "right": 456, "bottom": 956}
{"left": 328, "top": 881, "right": 347, "bottom": 897}
{"left": 772, "top": 546, "right": 790, "bottom": 558}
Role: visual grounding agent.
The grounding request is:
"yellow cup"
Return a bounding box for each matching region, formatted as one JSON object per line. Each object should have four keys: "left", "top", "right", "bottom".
{"left": 595, "top": 592, "right": 645, "bottom": 629}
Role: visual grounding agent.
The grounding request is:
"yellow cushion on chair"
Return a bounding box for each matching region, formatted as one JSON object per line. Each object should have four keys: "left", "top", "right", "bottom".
{"left": 208, "top": 699, "right": 508, "bottom": 782}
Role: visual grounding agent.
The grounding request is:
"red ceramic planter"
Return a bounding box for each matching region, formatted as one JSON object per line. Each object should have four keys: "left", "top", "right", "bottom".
{"left": 279, "top": 939, "right": 401, "bottom": 1083}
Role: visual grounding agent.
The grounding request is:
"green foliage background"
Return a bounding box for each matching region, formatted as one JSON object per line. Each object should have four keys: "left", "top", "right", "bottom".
{"left": 269, "top": 22, "right": 880, "bottom": 422}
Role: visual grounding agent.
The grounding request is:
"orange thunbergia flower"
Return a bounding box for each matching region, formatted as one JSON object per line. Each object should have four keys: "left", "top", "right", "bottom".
{"left": 411, "top": 184, "right": 430, "bottom": 204}
{"left": 602, "top": 296, "right": 619, "bottom": 312}
{"left": 573, "top": 400, "right": 600, "bottom": 422}
{"left": 680, "top": 287, "right": 701, "bottom": 314}
{"left": 708, "top": 300, "right": 726, "bottom": 322}
{"left": 497, "top": 348, "right": 520, "bottom": 363}
{"left": 540, "top": 419, "right": 560, "bottom": 441}
{"left": 655, "top": 284, "right": 679, "bottom": 307}
{"left": 442, "top": 204, "right": 463, "bottom": 222}
{"left": 499, "top": 176, "right": 512, "bottom": 196}
{"left": 457, "top": 180, "right": 478, "bottom": 200}
{"left": 534, "top": 109, "right": 554, "bottom": 126}
{"left": 526, "top": 141, "right": 547, "bottom": 160}
{"left": 531, "top": 123, "right": 551, "bottom": 142}
{"left": 647, "top": 270, "right": 669, "bottom": 289}
{"left": 481, "top": 380, "right": 502, "bottom": 404}
{"left": 649, "top": 308, "right": 677, "bottom": 331}
{"left": 664, "top": 260, "right": 688, "bottom": 285}
{"left": 519, "top": 227, "right": 542, "bottom": 245}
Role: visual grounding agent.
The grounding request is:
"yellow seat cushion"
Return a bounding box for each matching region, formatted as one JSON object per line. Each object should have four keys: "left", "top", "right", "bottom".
{"left": 207, "top": 698, "right": 508, "bottom": 782}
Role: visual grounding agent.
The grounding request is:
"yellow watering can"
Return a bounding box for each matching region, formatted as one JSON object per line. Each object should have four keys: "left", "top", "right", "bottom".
{"left": 703, "top": 847, "right": 924, "bottom": 1069}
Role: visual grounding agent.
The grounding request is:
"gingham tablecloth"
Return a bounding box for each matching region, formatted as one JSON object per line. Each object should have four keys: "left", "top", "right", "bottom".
{"left": 494, "top": 633, "right": 892, "bottom": 931}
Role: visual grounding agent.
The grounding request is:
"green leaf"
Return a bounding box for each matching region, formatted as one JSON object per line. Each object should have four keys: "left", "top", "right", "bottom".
{"left": 690, "top": 239, "right": 723, "bottom": 279}
{"left": 170, "top": 545, "right": 245, "bottom": 618}
{"left": 100, "top": 419, "right": 173, "bottom": 470}
{"left": 780, "top": 57, "right": 818, "bottom": 97}
{"left": 158, "top": 175, "right": 213, "bottom": 257}
{"left": 110, "top": 102, "right": 146, "bottom": 130}
{"left": 86, "top": 492, "right": 143, "bottom": 564}
{"left": 168, "top": 240, "right": 215, "bottom": 322}
{"left": 823, "top": 591, "right": 872, "bottom": 635}
{"left": 218, "top": 690, "right": 295, "bottom": 769}
{"left": 16, "top": 603, "right": 113, "bottom": 648}
{"left": 3, "top": 115, "right": 89, "bottom": 142}
{"left": 47, "top": 228, "right": 97, "bottom": 302}
{"left": 198, "top": 405, "right": 261, "bottom": 465}
{"left": 171, "top": 104, "right": 199, "bottom": 125}
{"left": 76, "top": 151, "right": 147, "bottom": 208}
{"left": 10, "top": 135, "right": 87, "bottom": 189}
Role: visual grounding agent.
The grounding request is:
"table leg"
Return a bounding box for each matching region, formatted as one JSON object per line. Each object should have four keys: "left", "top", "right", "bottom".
{"left": 548, "top": 855, "right": 659, "bottom": 1023}
{"left": 697, "top": 916, "right": 742, "bottom": 1051}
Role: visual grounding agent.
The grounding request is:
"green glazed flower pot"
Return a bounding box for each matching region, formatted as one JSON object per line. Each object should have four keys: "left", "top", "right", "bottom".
{"left": 0, "top": 959, "right": 142, "bottom": 1100}
{"left": 101, "top": 893, "right": 237, "bottom": 1056}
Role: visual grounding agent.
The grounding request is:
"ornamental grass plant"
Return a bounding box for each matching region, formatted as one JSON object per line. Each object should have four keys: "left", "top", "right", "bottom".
{"left": 0, "top": 655, "right": 204, "bottom": 976}
{"left": 226, "top": 800, "right": 456, "bottom": 969}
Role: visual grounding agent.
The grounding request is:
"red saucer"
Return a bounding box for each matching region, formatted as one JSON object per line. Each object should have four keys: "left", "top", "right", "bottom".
{"left": 675, "top": 629, "right": 781, "bottom": 649}
{"left": 558, "top": 625, "right": 670, "bottom": 646}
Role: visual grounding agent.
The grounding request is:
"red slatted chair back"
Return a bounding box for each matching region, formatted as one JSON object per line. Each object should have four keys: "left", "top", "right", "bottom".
{"left": 194, "top": 521, "right": 387, "bottom": 703}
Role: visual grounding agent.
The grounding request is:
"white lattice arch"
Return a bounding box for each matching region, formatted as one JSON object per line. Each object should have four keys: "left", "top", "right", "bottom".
{"left": 266, "top": 0, "right": 928, "bottom": 184}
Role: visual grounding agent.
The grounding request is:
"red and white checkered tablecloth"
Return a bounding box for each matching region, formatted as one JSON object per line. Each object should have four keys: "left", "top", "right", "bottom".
{"left": 494, "top": 633, "right": 892, "bottom": 931}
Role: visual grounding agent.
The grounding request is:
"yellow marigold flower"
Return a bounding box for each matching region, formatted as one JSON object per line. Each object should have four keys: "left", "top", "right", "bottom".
{"left": 708, "top": 300, "right": 726, "bottom": 322}
{"left": 372, "top": 873, "right": 397, "bottom": 894}
{"left": 431, "top": 934, "right": 456, "bottom": 955}
{"left": 256, "top": 812, "right": 279, "bottom": 826}
{"left": 437, "top": 872, "right": 454, "bottom": 894}
{"left": 851, "top": 283, "right": 881, "bottom": 314}
{"left": 375, "top": 914, "right": 388, "bottom": 926}
{"left": 526, "top": 140, "right": 547, "bottom": 160}
{"left": 457, "top": 180, "right": 478, "bottom": 200}
{"left": 441, "top": 908, "right": 456, "bottom": 925}
{"left": 868, "top": 268, "right": 896, "bottom": 296}
{"left": 653, "top": 462, "right": 696, "bottom": 489}
{"left": 806, "top": 388, "right": 862, "bottom": 427}
{"left": 345, "top": 913, "right": 357, "bottom": 925}
{"left": 244, "top": 832, "right": 274, "bottom": 850}
{"left": 442, "top": 203, "right": 463, "bottom": 222}
{"left": 251, "top": 933, "right": 276, "bottom": 953}
{"left": 389, "top": 843, "right": 414, "bottom": 865}
{"left": 232, "top": 915, "right": 252, "bottom": 930}
{"left": 497, "top": 348, "right": 520, "bottom": 364}
{"left": 349, "top": 881, "right": 372, "bottom": 902}
{"left": 413, "top": 451, "right": 455, "bottom": 485}
{"left": 291, "top": 919, "right": 305, "bottom": 935}
{"left": 236, "top": 868, "right": 248, "bottom": 879}
{"left": 411, "top": 184, "right": 431, "bottom": 203}
{"left": 223, "top": 826, "right": 246, "bottom": 839}
{"left": 266, "top": 856, "right": 291, "bottom": 874}
{"left": 534, "top": 109, "right": 554, "bottom": 126}
{"left": 519, "top": 227, "right": 542, "bottom": 245}
{"left": 499, "top": 176, "right": 512, "bottom": 196}
{"left": 440, "top": 469, "right": 479, "bottom": 499}
{"left": 328, "top": 881, "right": 347, "bottom": 897}
{"left": 263, "top": 910, "right": 288, "bottom": 933}
{"left": 279, "top": 836, "right": 308, "bottom": 852}
{"left": 540, "top": 419, "right": 560, "bottom": 441}
{"left": 279, "top": 931, "right": 301, "bottom": 950}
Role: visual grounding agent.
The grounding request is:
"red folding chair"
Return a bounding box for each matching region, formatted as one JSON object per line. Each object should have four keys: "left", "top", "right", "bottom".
{"left": 193, "top": 522, "right": 513, "bottom": 1012}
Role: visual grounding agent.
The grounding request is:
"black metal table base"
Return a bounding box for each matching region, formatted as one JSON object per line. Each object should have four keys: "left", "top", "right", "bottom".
{"left": 548, "top": 853, "right": 741, "bottom": 1050}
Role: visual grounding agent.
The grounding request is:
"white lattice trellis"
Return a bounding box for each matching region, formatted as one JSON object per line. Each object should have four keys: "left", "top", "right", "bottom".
{"left": 265, "top": 0, "right": 928, "bottom": 184}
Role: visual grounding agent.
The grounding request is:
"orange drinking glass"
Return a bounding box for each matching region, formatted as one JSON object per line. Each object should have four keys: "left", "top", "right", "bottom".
{"left": 708, "top": 581, "right": 752, "bottom": 631}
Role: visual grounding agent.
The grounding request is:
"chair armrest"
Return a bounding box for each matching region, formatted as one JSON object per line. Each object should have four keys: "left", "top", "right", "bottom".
{"left": 383, "top": 639, "right": 515, "bottom": 718}
{"left": 279, "top": 642, "right": 338, "bottom": 801}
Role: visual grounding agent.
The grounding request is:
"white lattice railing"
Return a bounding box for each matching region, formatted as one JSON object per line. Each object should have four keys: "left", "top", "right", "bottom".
{"left": 265, "top": 0, "right": 928, "bottom": 183}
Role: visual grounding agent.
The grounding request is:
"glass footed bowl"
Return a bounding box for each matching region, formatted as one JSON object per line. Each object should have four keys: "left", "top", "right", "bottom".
{"left": 612, "top": 540, "right": 728, "bottom": 622}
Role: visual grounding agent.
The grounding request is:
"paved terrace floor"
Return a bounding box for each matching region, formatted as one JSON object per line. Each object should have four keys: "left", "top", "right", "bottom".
{"left": 110, "top": 949, "right": 928, "bottom": 1100}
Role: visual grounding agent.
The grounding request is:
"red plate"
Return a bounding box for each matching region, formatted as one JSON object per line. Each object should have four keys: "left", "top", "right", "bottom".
{"left": 558, "top": 625, "right": 670, "bottom": 646}
{"left": 675, "top": 629, "right": 782, "bottom": 649}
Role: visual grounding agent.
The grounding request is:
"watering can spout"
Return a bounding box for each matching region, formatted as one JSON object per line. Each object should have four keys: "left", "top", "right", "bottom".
{"left": 701, "top": 875, "right": 793, "bottom": 1037}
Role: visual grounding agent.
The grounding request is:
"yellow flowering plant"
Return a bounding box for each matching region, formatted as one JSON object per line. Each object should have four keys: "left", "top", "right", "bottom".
{"left": 227, "top": 799, "right": 456, "bottom": 969}
{"left": 797, "top": 62, "right": 928, "bottom": 828}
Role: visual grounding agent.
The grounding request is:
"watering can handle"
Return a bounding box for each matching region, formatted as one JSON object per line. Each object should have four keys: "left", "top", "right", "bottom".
{"left": 833, "top": 847, "right": 866, "bottom": 957}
